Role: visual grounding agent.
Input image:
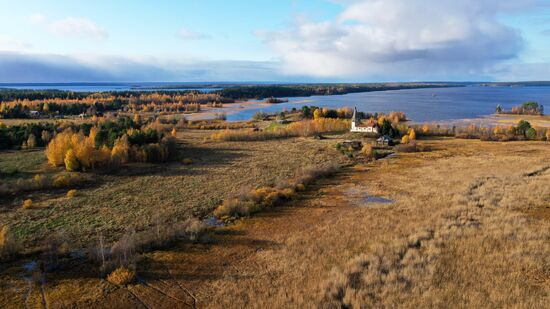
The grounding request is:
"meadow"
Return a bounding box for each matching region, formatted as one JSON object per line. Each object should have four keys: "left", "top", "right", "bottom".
{"left": 0, "top": 100, "right": 549, "bottom": 308}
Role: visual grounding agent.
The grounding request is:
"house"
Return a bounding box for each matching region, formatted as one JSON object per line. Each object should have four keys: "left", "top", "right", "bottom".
{"left": 351, "top": 107, "right": 379, "bottom": 134}
{"left": 29, "top": 110, "right": 40, "bottom": 118}
{"left": 377, "top": 135, "right": 392, "bottom": 146}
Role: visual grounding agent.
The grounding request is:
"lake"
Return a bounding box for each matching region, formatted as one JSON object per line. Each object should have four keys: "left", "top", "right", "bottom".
{"left": 214, "top": 86, "right": 550, "bottom": 122}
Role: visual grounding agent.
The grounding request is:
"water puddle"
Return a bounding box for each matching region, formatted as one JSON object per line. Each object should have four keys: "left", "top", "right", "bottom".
{"left": 202, "top": 217, "right": 225, "bottom": 227}
{"left": 345, "top": 186, "right": 394, "bottom": 207}
{"left": 23, "top": 261, "right": 37, "bottom": 272}
{"left": 364, "top": 195, "right": 394, "bottom": 204}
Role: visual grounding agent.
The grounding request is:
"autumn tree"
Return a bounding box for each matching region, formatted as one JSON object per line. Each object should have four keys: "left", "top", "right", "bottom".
{"left": 313, "top": 109, "right": 322, "bottom": 119}
{"left": 408, "top": 128, "right": 416, "bottom": 140}
{"left": 111, "top": 134, "right": 130, "bottom": 166}
{"left": 401, "top": 135, "right": 410, "bottom": 144}
{"left": 41, "top": 130, "right": 52, "bottom": 144}
{"left": 64, "top": 149, "right": 80, "bottom": 171}
{"left": 25, "top": 134, "right": 37, "bottom": 148}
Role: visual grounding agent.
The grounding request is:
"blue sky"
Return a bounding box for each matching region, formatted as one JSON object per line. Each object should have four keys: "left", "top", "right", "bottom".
{"left": 0, "top": 0, "right": 549, "bottom": 82}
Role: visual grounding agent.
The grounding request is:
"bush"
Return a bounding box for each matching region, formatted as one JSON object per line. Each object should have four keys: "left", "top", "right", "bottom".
{"left": 525, "top": 128, "right": 537, "bottom": 140}
{"left": 107, "top": 267, "right": 136, "bottom": 285}
{"left": 362, "top": 145, "right": 374, "bottom": 158}
{"left": 22, "top": 199, "right": 33, "bottom": 209}
{"left": 0, "top": 225, "right": 18, "bottom": 259}
{"left": 214, "top": 163, "right": 339, "bottom": 219}
{"left": 67, "top": 189, "right": 78, "bottom": 198}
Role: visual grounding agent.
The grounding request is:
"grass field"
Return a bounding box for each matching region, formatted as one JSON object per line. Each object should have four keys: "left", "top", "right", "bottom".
{"left": 1, "top": 136, "right": 548, "bottom": 308}
{"left": 0, "top": 129, "right": 348, "bottom": 253}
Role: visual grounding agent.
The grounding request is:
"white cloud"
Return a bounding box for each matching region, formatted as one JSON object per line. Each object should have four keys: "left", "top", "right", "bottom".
{"left": 48, "top": 17, "right": 108, "bottom": 40}
{"left": 0, "top": 35, "right": 31, "bottom": 51}
{"left": 261, "top": 0, "right": 533, "bottom": 80}
{"left": 177, "top": 27, "right": 210, "bottom": 40}
{"left": 28, "top": 13, "right": 46, "bottom": 24}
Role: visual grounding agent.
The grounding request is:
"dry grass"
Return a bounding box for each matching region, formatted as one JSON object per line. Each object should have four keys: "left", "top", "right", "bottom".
{"left": 1, "top": 137, "right": 548, "bottom": 308}
{"left": 0, "top": 129, "right": 346, "bottom": 254}
{"left": 211, "top": 118, "right": 351, "bottom": 141}
{"left": 198, "top": 139, "right": 550, "bottom": 308}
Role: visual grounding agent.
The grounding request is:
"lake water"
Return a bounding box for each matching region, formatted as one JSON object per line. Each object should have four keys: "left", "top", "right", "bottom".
{"left": 217, "top": 86, "right": 550, "bottom": 122}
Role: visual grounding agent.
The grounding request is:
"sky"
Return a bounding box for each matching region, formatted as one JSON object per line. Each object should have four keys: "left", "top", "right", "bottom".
{"left": 0, "top": 0, "right": 549, "bottom": 82}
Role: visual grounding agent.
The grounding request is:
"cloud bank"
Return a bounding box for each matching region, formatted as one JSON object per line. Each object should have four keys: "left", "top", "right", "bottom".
{"left": 261, "top": 0, "right": 531, "bottom": 80}
{"left": 0, "top": 52, "right": 282, "bottom": 83}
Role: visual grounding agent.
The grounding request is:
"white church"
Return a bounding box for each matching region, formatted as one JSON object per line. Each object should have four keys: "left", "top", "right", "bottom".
{"left": 350, "top": 107, "right": 379, "bottom": 134}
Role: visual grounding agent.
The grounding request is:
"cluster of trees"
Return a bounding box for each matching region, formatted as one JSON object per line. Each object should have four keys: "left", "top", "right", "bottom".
{"left": 0, "top": 90, "right": 87, "bottom": 101}
{"left": 496, "top": 101, "right": 544, "bottom": 116}
{"left": 45, "top": 117, "right": 176, "bottom": 171}
{"left": 0, "top": 101, "right": 122, "bottom": 118}
{"left": 0, "top": 122, "right": 55, "bottom": 149}
{"left": 454, "top": 120, "right": 549, "bottom": 141}
{"left": 300, "top": 106, "right": 354, "bottom": 119}
{"left": 216, "top": 83, "right": 458, "bottom": 100}
{"left": 0, "top": 89, "right": 233, "bottom": 119}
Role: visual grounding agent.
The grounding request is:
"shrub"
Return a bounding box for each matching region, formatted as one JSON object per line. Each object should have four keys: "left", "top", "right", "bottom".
{"left": 362, "top": 145, "right": 374, "bottom": 158}
{"left": 107, "top": 267, "right": 136, "bottom": 285}
{"left": 253, "top": 112, "right": 268, "bottom": 121}
{"left": 525, "top": 127, "right": 537, "bottom": 140}
{"left": 67, "top": 189, "right": 77, "bottom": 198}
{"left": 0, "top": 226, "right": 18, "bottom": 259}
{"left": 22, "top": 199, "right": 33, "bottom": 209}
{"left": 401, "top": 135, "right": 410, "bottom": 144}
{"left": 214, "top": 199, "right": 252, "bottom": 218}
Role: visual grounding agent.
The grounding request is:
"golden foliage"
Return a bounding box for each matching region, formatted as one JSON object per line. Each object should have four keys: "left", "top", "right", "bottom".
{"left": 171, "top": 127, "right": 177, "bottom": 137}
{"left": 64, "top": 149, "right": 80, "bottom": 171}
{"left": 313, "top": 109, "right": 322, "bottom": 119}
{"left": 0, "top": 225, "right": 17, "bottom": 258}
{"left": 22, "top": 199, "right": 33, "bottom": 209}
{"left": 107, "top": 267, "right": 136, "bottom": 285}
{"left": 401, "top": 135, "right": 410, "bottom": 144}
{"left": 111, "top": 135, "right": 130, "bottom": 166}
{"left": 408, "top": 128, "right": 416, "bottom": 140}
{"left": 67, "top": 189, "right": 77, "bottom": 198}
